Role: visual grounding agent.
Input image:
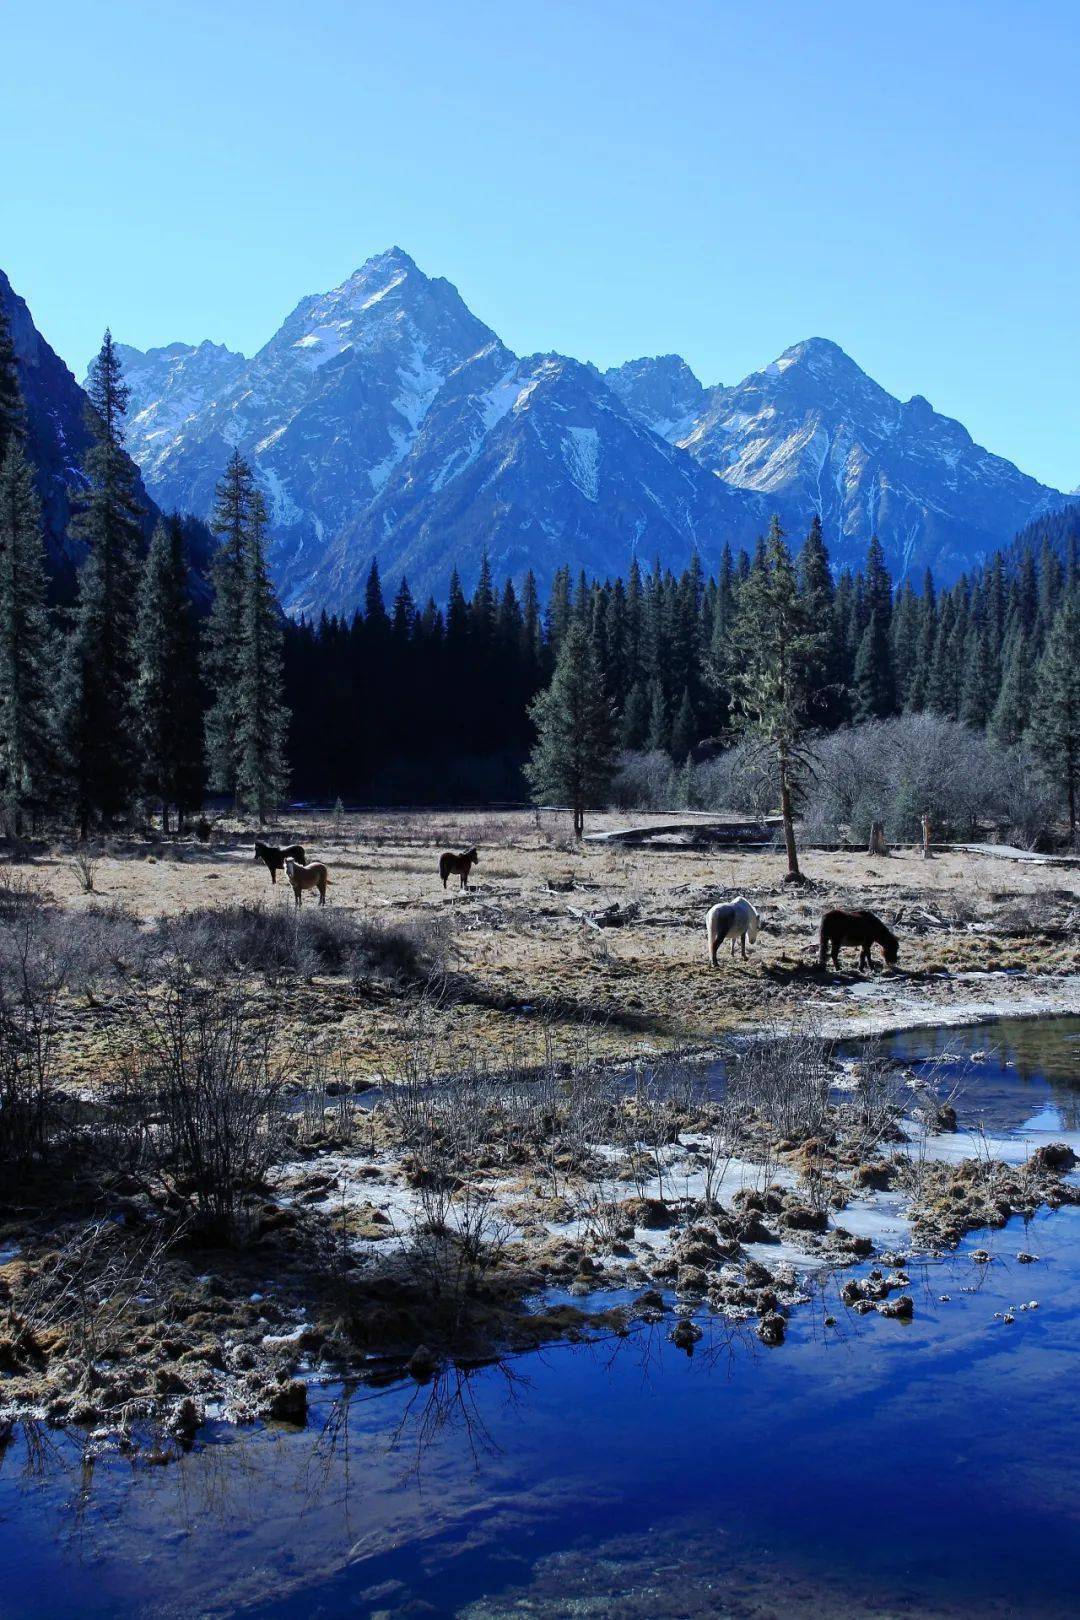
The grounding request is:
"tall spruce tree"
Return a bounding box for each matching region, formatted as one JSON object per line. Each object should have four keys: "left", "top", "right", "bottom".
{"left": 852, "top": 611, "right": 894, "bottom": 720}
{"left": 132, "top": 516, "right": 204, "bottom": 830}
{"left": 525, "top": 618, "right": 615, "bottom": 838}
{"left": 203, "top": 455, "right": 289, "bottom": 820}
{"left": 0, "top": 440, "right": 54, "bottom": 833}
{"left": 726, "top": 517, "right": 823, "bottom": 881}
{"left": 203, "top": 451, "right": 251, "bottom": 802}
{"left": 989, "top": 626, "right": 1034, "bottom": 747}
{"left": 1027, "top": 594, "right": 1080, "bottom": 840}
{"left": 54, "top": 330, "right": 142, "bottom": 835}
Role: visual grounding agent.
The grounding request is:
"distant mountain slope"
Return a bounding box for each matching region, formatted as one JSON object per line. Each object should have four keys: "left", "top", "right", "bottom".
{"left": 676, "top": 338, "right": 1065, "bottom": 582}
{"left": 603, "top": 354, "right": 709, "bottom": 443}
{"left": 105, "top": 250, "right": 1068, "bottom": 605}
{"left": 303, "top": 348, "right": 765, "bottom": 614}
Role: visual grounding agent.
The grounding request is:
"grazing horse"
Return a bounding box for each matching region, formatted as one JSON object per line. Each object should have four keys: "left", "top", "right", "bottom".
{"left": 439, "top": 848, "right": 479, "bottom": 890}
{"left": 284, "top": 857, "right": 329, "bottom": 908}
{"left": 706, "top": 896, "right": 761, "bottom": 965}
{"left": 254, "top": 841, "right": 306, "bottom": 884}
{"left": 819, "top": 908, "right": 899, "bottom": 971}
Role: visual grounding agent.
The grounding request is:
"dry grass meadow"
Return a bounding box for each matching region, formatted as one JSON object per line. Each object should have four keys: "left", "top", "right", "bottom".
{"left": 26, "top": 806, "right": 1080, "bottom": 1082}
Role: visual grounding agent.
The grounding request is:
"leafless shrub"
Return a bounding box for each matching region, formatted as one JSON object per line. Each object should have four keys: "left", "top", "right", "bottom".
{"left": 836, "top": 1043, "right": 907, "bottom": 1157}
{"left": 70, "top": 851, "right": 98, "bottom": 893}
{"left": 0, "top": 885, "right": 72, "bottom": 1176}
{"left": 805, "top": 716, "right": 1055, "bottom": 845}
{"left": 155, "top": 904, "right": 449, "bottom": 989}
{"left": 135, "top": 969, "right": 287, "bottom": 1242}
{"left": 727, "top": 1022, "right": 834, "bottom": 1148}
{"left": 10, "top": 1219, "right": 176, "bottom": 1394}
{"left": 618, "top": 1057, "right": 697, "bottom": 1204}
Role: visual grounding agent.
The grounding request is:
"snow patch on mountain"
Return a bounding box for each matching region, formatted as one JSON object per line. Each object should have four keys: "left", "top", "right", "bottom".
{"left": 562, "top": 425, "right": 600, "bottom": 500}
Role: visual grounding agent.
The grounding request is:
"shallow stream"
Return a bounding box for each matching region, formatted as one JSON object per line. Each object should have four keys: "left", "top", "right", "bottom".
{"left": 2, "top": 1017, "right": 1078, "bottom": 1618}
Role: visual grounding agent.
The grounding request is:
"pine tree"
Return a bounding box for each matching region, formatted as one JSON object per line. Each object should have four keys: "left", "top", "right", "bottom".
{"left": 959, "top": 621, "right": 995, "bottom": 730}
{"left": 853, "top": 536, "right": 895, "bottom": 714}
{"left": 645, "top": 677, "right": 669, "bottom": 753}
{"left": 670, "top": 686, "right": 695, "bottom": 761}
{"left": 797, "top": 515, "right": 845, "bottom": 725}
{"left": 54, "top": 331, "right": 143, "bottom": 835}
{"left": 1027, "top": 594, "right": 1080, "bottom": 840}
{"left": 0, "top": 440, "right": 54, "bottom": 832}
{"left": 989, "top": 626, "right": 1034, "bottom": 748}
{"left": 852, "top": 610, "right": 894, "bottom": 721}
{"left": 0, "top": 301, "right": 26, "bottom": 463}
{"left": 525, "top": 618, "right": 616, "bottom": 838}
{"left": 725, "top": 517, "right": 823, "bottom": 881}
{"left": 619, "top": 680, "right": 649, "bottom": 750}
{"left": 132, "top": 516, "right": 204, "bottom": 830}
{"left": 203, "top": 455, "right": 289, "bottom": 820}
{"left": 203, "top": 451, "right": 251, "bottom": 801}
{"left": 234, "top": 486, "right": 289, "bottom": 820}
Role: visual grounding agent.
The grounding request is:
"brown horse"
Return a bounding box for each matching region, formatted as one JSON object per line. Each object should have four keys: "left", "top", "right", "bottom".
{"left": 254, "top": 841, "right": 306, "bottom": 884}
{"left": 284, "top": 857, "right": 329, "bottom": 908}
{"left": 439, "top": 848, "right": 479, "bottom": 890}
{"left": 819, "top": 908, "right": 899, "bottom": 971}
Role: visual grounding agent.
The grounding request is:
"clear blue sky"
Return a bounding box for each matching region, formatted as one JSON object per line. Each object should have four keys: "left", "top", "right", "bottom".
{"left": 4, "top": 0, "right": 1078, "bottom": 488}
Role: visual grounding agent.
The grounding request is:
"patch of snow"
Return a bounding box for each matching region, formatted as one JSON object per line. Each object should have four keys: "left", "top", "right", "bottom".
{"left": 562, "top": 426, "right": 600, "bottom": 501}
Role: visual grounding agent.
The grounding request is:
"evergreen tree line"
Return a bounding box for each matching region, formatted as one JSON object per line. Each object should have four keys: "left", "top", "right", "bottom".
{"left": 285, "top": 513, "right": 1080, "bottom": 835}
{"left": 0, "top": 305, "right": 287, "bottom": 836}
{"left": 1, "top": 298, "right": 1077, "bottom": 839}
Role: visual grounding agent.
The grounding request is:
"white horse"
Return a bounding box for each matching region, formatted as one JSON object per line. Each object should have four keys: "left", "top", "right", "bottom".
{"left": 706, "top": 896, "right": 761, "bottom": 965}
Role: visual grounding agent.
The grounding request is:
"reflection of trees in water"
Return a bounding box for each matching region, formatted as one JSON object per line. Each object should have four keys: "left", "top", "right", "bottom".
{"left": 887, "top": 1018, "right": 1080, "bottom": 1127}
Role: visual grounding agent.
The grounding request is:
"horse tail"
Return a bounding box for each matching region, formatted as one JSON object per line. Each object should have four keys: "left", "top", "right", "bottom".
{"left": 818, "top": 914, "right": 828, "bottom": 966}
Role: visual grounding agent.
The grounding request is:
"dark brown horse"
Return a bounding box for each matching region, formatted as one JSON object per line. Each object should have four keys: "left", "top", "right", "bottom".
{"left": 254, "top": 841, "right": 306, "bottom": 884}
{"left": 819, "top": 908, "right": 899, "bottom": 971}
{"left": 439, "top": 848, "right": 479, "bottom": 890}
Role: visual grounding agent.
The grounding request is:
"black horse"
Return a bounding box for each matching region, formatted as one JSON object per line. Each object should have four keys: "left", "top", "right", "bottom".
{"left": 819, "top": 908, "right": 899, "bottom": 971}
{"left": 254, "top": 841, "right": 306, "bottom": 884}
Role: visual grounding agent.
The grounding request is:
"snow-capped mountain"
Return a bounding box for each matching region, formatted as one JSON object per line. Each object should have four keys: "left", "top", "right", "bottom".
{"left": 113, "top": 249, "right": 501, "bottom": 603}
{"left": 676, "top": 338, "right": 1063, "bottom": 582}
{"left": 102, "top": 250, "right": 1068, "bottom": 606}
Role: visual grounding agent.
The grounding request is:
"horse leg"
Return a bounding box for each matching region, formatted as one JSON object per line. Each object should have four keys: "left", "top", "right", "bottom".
{"left": 270, "top": 866, "right": 277, "bottom": 884}
{"left": 741, "top": 933, "right": 748, "bottom": 959}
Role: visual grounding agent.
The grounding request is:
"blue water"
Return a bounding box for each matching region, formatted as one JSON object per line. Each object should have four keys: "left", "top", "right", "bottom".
{"left": 1, "top": 1018, "right": 1078, "bottom": 1619}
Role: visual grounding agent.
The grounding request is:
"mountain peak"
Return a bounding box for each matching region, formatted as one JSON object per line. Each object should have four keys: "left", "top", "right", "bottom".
{"left": 769, "top": 336, "right": 865, "bottom": 379}
{"left": 340, "top": 245, "right": 420, "bottom": 286}
{"left": 604, "top": 353, "right": 708, "bottom": 442}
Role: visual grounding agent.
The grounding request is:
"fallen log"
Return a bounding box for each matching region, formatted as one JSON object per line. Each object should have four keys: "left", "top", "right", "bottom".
{"left": 584, "top": 819, "right": 777, "bottom": 848}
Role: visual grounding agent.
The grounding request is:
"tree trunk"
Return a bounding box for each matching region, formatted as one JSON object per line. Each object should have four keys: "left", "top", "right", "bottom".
{"left": 162, "top": 801, "right": 170, "bottom": 836}
{"left": 778, "top": 751, "right": 801, "bottom": 881}
{"left": 921, "top": 812, "right": 934, "bottom": 859}
{"left": 868, "top": 820, "right": 888, "bottom": 856}
{"left": 573, "top": 800, "right": 584, "bottom": 839}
